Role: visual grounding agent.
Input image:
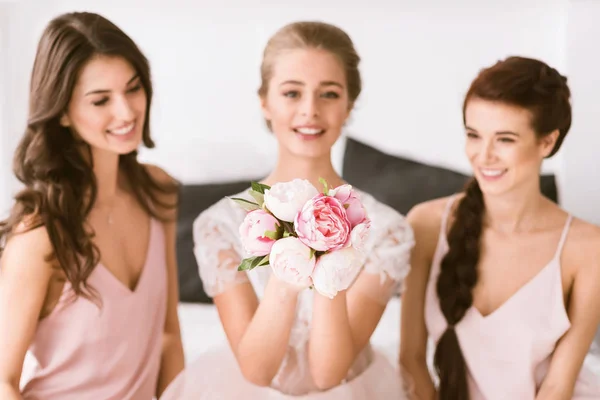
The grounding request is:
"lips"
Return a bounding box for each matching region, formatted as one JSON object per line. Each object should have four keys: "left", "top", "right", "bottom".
{"left": 479, "top": 167, "right": 507, "bottom": 179}
{"left": 108, "top": 121, "right": 135, "bottom": 136}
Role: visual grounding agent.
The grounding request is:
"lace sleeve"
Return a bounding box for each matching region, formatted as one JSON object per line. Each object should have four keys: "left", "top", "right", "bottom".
{"left": 192, "top": 198, "right": 250, "bottom": 298}
{"left": 352, "top": 198, "right": 415, "bottom": 305}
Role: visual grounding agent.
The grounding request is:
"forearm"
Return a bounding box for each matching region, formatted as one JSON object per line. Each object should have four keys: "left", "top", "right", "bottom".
{"left": 236, "top": 277, "right": 299, "bottom": 386}
{"left": 156, "top": 332, "right": 185, "bottom": 398}
{"left": 0, "top": 382, "right": 21, "bottom": 400}
{"left": 535, "top": 375, "right": 574, "bottom": 400}
{"left": 399, "top": 356, "right": 436, "bottom": 400}
{"left": 309, "top": 291, "right": 356, "bottom": 389}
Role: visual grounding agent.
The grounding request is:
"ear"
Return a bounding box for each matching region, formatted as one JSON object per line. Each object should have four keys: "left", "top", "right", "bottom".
{"left": 59, "top": 113, "right": 71, "bottom": 128}
{"left": 259, "top": 95, "right": 272, "bottom": 121}
{"left": 540, "top": 129, "right": 560, "bottom": 157}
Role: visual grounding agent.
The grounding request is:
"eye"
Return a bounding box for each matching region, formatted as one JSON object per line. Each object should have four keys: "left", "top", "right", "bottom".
{"left": 466, "top": 132, "right": 479, "bottom": 139}
{"left": 92, "top": 97, "right": 109, "bottom": 106}
{"left": 498, "top": 137, "right": 516, "bottom": 143}
{"left": 127, "top": 84, "right": 143, "bottom": 93}
{"left": 283, "top": 90, "right": 299, "bottom": 98}
{"left": 321, "top": 91, "right": 340, "bottom": 99}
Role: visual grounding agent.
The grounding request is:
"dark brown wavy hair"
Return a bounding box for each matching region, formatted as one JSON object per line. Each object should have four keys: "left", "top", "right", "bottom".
{"left": 434, "top": 56, "right": 572, "bottom": 399}
{"left": 0, "top": 12, "right": 178, "bottom": 301}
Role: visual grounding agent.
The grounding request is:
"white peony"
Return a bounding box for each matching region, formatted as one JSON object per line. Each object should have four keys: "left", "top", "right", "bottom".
{"left": 312, "top": 247, "right": 363, "bottom": 299}
{"left": 264, "top": 179, "right": 319, "bottom": 222}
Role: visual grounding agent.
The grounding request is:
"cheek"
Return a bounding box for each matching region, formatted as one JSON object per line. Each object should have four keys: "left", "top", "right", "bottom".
{"left": 69, "top": 105, "right": 110, "bottom": 138}
{"left": 501, "top": 144, "right": 541, "bottom": 170}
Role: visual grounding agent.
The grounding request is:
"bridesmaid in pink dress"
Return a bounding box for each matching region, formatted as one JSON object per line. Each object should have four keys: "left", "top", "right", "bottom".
{"left": 400, "top": 56, "right": 600, "bottom": 400}
{"left": 0, "top": 12, "right": 184, "bottom": 399}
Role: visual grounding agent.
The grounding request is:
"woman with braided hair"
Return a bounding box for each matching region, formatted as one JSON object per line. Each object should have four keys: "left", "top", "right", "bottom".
{"left": 399, "top": 56, "right": 600, "bottom": 400}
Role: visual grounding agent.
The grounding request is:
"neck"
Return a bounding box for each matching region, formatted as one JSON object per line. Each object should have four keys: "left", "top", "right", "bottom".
{"left": 482, "top": 177, "right": 547, "bottom": 233}
{"left": 262, "top": 145, "right": 344, "bottom": 190}
{"left": 90, "top": 147, "right": 122, "bottom": 206}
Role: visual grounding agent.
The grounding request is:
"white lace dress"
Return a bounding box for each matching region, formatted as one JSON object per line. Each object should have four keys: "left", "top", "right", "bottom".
{"left": 161, "top": 188, "right": 415, "bottom": 399}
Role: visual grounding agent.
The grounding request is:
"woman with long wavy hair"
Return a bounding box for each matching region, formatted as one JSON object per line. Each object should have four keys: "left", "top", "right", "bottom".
{"left": 400, "top": 56, "right": 600, "bottom": 399}
{"left": 0, "top": 12, "right": 184, "bottom": 399}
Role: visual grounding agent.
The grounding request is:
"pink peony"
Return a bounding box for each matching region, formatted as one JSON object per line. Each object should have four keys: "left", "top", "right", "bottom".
{"left": 311, "top": 247, "right": 363, "bottom": 299}
{"left": 294, "top": 194, "right": 351, "bottom": 252}
{"left": 239, "top": 209, "right": 280, "bottom": 257}
{"left": 269, "top": 237, "right": 316, "bottom": 288}
{"left": 329, "top": 184, "right": 367, "bottom": 228}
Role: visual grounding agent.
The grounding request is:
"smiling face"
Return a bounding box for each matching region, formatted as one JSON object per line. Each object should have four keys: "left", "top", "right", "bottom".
{"left": 60, "top": 54, "right": 147, "bottom": 156}
{"left": 260, "top": 48, "right": 351, "bottom": 159}
{"left": 464, "top": 98, "right": 558, "bottom": 196}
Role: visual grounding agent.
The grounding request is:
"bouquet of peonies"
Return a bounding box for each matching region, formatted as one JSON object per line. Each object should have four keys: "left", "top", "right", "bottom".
{"left": 231, "top": 178, "right": 370, "bottom": 299}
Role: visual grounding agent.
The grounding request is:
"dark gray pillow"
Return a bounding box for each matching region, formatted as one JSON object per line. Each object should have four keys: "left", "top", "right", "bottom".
{"left": 176, "top": 180, "right": 255, "bottom": 303}
{"left": 342, "top": 137, "right": 558, "bottom": 215}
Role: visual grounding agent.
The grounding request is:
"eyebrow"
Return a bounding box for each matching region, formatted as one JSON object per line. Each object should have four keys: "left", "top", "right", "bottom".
{"left": 279, "top": 80, "right": 344, "bottom": 88}
{"left": 84, "top": 74, "right": 140, "bottom": 96}
{"left": 465, "top": 126, "right": 520, "bottom": 136}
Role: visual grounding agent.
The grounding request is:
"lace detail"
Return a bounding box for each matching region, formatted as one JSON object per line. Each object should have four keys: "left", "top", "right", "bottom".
{"left": 193, "top": 196, "right": 250, "bottom": 297}
{"left": 356, "top": 191, "right": 415, "bottom": 303}
{"left": 192, "top": 187, "right": 414, "bottom": 393}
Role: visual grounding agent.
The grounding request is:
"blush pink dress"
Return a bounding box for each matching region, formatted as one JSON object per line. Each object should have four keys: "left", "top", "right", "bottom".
{"left": 20, "top": 218, "right": 167, "bottom": 400}
{"left": 161, "top": 188, "right": 415, "bottom": 399}
{"left": 424, "top": 196, "right": 600, "bottom": 399}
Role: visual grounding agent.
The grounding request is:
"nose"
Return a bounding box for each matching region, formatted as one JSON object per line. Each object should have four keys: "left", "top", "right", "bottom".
{"left": 112, "top": 95, "right": 135, "bottom": 121}
{"left": 479, "top": 138, "right": 496, "bottom": 162}
{"left": 300, "top": 94, "right": 319, "bottom": 118}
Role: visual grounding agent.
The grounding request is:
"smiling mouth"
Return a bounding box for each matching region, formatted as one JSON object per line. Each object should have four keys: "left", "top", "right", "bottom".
{"left": 107, "top": 121, "right": 135, "bottom": 136}
{"left": 293, "top": 127, "right": 325, "bottom": 140}
{"left": 479, "top": 168, "right": 507, "bottom": 179}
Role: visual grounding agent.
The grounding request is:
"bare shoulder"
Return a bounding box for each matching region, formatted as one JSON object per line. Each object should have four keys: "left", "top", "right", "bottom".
{"left": 567, "top": 218, "right": 600, "bottom": 261}
{"left": 142, "top": 163, "right": 180, "bottom": 219}
{"left": 406, "top": 194, "right": 462, "bottom": 232}
{"left": 2, "top": 222, "right": 54, "bottom": 278}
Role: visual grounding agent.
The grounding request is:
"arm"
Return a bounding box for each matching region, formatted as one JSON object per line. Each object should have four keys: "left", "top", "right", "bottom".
{"left": 308, "top": 278, "right": 389, "bottom": 390}
{"left": 144, "top": 165, "right": 185, "bottom": 397}
{"left": 309, "top": 210, "right": 416, "bottom": 390}
{"left": 0, "top": 225, "right": 54, "bottom": 399}
{"left": 535, "top": 226, "right": 600, "bottom": 400}
{"left": 215, "top": 273, "right": 302, "bottom": 386}
{"left": 399, "top": 202, "right": 444, "bottom": 400}
{"left": 155, "top": 217, "right": 185, "bottom": 396}
{"left": 193, "top": 205, "right": 303, "bottom": 387}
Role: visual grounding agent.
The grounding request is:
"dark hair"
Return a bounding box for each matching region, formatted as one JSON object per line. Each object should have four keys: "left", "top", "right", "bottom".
{"left": 258, "top": 21, "right": 362, "bottom": 130}
{"left": 0, "top": 12, "right": 177, "bottom": 301}
{"left": 434, "top": 56, "right": 572, "bottom": 399}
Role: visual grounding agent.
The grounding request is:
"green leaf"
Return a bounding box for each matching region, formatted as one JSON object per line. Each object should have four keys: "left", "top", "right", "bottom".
{"left": 238, "top": 257, "right": 257, "bottom": 271}
{"left": 238, "top": 255, "right": 270, "bottom": 271}
{"left": 249, "top": 190, "right": 265, "bottom": 207}
{"left": 318, "top": 177, "right": 329, "bottom": 195}
{"left": 257, "top": 255, "right": 270, "bottom": 267}
{"left": 263, "top": 229, "right": 281, "bottom": 240}
{"left": 309, "top": 248, "right": 316, "bottom": 259}
{"left": 250, "top": 181, "right": 271, "bottom": 194}
{"left": 230, "top": 197, "right": 260, "bottom": 212}
{"left": 283, "top": 231, "right": 293, "bottom": 238}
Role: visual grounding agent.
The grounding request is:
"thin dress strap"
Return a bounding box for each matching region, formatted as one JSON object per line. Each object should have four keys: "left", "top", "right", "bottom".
{"left": 440, "top": 194, "right": 459, "bottom": 237}
{"left": 554, "top": 214, "right": 573, "bottom": 259}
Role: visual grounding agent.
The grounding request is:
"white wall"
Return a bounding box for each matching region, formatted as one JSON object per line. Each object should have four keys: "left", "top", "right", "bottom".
{"left": 0, "top": 4, "right": 10, "bottom": 217}
{"left": 2, "top": 0, "right": 597, "bottom": 223}
{"left": 563, "top": 0, "right": 600, "bottom": 225}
